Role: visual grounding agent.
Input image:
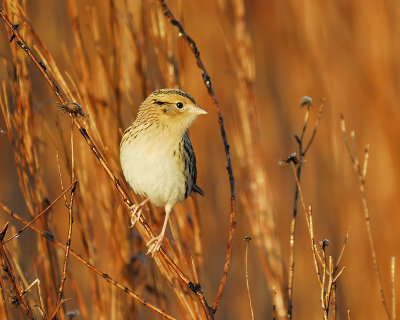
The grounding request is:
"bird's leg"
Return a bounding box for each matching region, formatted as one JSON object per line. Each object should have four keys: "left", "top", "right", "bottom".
{"left": 129, "top": 198, "right": 149, "bottom": 228}
{"left": 146, "top": 204, "right": 172, "bottom": 256}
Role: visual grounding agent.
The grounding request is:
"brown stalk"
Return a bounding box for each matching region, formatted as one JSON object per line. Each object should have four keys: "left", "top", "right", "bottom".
{"left": 0, "top": 272, "right": 9, "bottom": 319}
{"left": 55, "top": 180, "right": 78, "bottom": 314}
{"left": 145, "top": 8, "right": 207, "bottom": 315}
{"left": 3, "top": 181, "right": 76, "bottom": 244}
{"left": 0, "top": 9, "right": 212, "bottom": 319}
{"left": 220, "top": 0, "right": 287, "bottom": 316}
{"left": 158, "top": 1, "right": 236, "bottom": 314}
{"left": 1, "top": 9, "right": 62, "bottom": 308}
{"left": 290, "top": 161, "right": 348, "bottom": 319}
{"left": 341, "top": 114, "right": 390, "bottom": 319}
{"left": 122, "top": 0, "right": 149, "bottom": 98}
{"left": 107, "top": 0, "right": 123, "bottom": 129}
{"left": 0, "top": 200, "right": 176, "bottom": 320}
{"left": 290, "top": 163, "right": 322, "bottom": 287}
{"left": 53, "top": 142, "right": 75, "bottom": 315}
{"left": 391, "top": 256, "right": 396, "bottom": 320}
{"left": 30, "top": 279, "right": 46, "bottom": 319}
{"left": 285, "top": 100, "right": 324, "bottom": 319}
{"left": 244, "top": 237, "right": 255, "bottom": 320}
{"left": 0, "top": 223, "right": 35, "bottom": 319}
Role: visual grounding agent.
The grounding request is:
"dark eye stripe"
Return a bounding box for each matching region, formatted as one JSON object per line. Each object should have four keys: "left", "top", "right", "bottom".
{"left": 153, "top": 100, "right": 166, "bottom": 105}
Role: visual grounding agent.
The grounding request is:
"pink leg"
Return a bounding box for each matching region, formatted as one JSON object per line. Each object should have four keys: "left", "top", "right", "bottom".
{"left": 129, "top": 198, "right": 149, "bottom": 228}
{"left": 146, "top": 204, "right": 172, "bottom": 256}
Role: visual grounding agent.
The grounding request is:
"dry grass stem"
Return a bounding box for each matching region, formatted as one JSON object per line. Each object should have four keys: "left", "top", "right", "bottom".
{"left": 392, "top": 257, "right": 396, "bottom": 320}
{"left": 341, "top": 114, "right": 390, "bottom": 319}
{"left": 0, "top": 223, "right": 35, "bottom": 319}
{"left": 284, "top": 99, "right": 325, "bottom": 319}
{"left": 158, "top": 0, "right": 236, "bottom": 314}
{"left": 3, "top": 181, "right": 76, "bottom": 244}
{"left": 55, "top": 178, "right": 77, "bottom": 312}
{"left": 290, "top": 156, "right": 347, "bottom": 319}
{"left": 220, "top": 0, "right": 287, "bottom": 316}
{"left": 0, "top": 7, "right": 213, "bottom": 319}
{"left": 0, "top": 201, "right": 176, "bottom": 320}
{"left": 0, "top": 1, "right": 396, "bottom": 319}
{"left": 244, "top": 236, "right": 255, "bottom": 320}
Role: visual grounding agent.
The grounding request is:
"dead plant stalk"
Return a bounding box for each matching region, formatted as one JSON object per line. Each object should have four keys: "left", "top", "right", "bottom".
{"left": 341, "top": 114, "right": 391, "bottom": 319}
{"left": 0, "top": 8, "right": 211, "bottom": 319}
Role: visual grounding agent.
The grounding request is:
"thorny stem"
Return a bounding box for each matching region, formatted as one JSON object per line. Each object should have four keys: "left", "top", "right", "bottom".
{"left": 0, "top": 9, "right": 210, "bottom": 319}
{"left": 158, "top": 0, "right": 236, "bottom": 315}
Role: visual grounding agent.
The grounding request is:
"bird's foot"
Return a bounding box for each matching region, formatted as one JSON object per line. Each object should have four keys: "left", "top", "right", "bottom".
{"left": 129, "top": 204, "right": 142, "bottom": 228}
{"left": 128, "top": 199, "right": 149, "bottom": 228}
{"left": 146, "top": 234, "right": 164, "bottom": 256}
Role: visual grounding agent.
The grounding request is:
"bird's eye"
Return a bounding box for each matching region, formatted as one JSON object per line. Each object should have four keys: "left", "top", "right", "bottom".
{"left": 176, "top": 102, "right": 184, "bottom": 109}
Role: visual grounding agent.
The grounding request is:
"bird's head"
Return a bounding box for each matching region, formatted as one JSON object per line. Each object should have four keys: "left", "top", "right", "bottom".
{"left": 136, "top": 89, "right": 207, "bottom": 133}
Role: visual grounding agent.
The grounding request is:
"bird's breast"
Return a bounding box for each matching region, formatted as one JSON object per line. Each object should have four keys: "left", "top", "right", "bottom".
{"left": 120, "top": 130, "right": 187, "bottom": 207}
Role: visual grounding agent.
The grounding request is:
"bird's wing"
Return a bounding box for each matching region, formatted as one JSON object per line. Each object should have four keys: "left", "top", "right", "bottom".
{"left": 192, "top": 184, "right": 205, "bottom": 196}
{"left": 183, "top": 134, "right": 205, "bottom": 197}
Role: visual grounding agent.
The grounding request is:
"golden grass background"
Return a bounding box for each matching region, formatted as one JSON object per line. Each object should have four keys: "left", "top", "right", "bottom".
{"left": 0, "top": 0, "right": 399, "bottom": 319}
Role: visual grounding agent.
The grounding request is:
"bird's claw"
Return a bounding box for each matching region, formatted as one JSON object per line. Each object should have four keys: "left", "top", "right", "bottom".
{"left": 129, "top": 204, "right": 143, "bottom": 228}
{"left": 146, "top": 235, "right": 164, "bottom": 256}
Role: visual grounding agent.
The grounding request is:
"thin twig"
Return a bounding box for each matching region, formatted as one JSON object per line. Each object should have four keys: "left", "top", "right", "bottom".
{"left": 0, "top": 10, "right": 212, "bottom": 318}
{"left": 335, "top": 227, "right": 350, "bottom": 269}
{"left": 304, "top": 101, "right": 325, "bottom": 154}
{"left": 0, "top": 224, "right": 35, "bottom": 319}
{"left": 0, "top": 201, "right": 176, "bottom": 320}
{"left": 4, "top": 181, "right": 77, "bottom": 244}
{"left": 55, "top": 180, "right": 78, "bottom": 312}
{"left": 287, "top": 108, "right": 310, "bottom": 318}
{"left": 290, "top": 163, "right": 325, "bottom": 275}
{"left": 244, "top": 237, "right": 255, "bottom": 320}
{"left": 325, "top": 256, "right": 333, "bottom": 317}
{"left": 49, "top": 298, "right": 67, "bottom": 320}
{"left": 158, "top": 0, "right": 236, "bottom": 315}
{"left": 341, "top": 114, "right": 390, "bottom": 319}
{"left": 290, "top": 156, "right": 347, "bottom": 319}
{"left": 34, "top": 279, "right": 46, "bottom": 319}
{"left": 225, "top": 0, "right": 287, "bottom": 316}
{"left": 392, "top": 257, "right": 396, "bottom": 320}
{"left": 19, "top": 279, "right": 46, "bottom": 318}
{"left": 332, "top": 266, "right": 346, "bottom": 283}
{"left": 321, "top": 243, "right": 327, "bottom": 320}
{"left": 332, "top": 282, "right": 337, "bottom": 320}
{"left": 286, "top": 99, "right": 324, "bottom": 319}
{"left": 307, "top": 207, "right": 322, "bottom": 287}
{"left": 20, "top": 279, "right": 38, "bottom": 298}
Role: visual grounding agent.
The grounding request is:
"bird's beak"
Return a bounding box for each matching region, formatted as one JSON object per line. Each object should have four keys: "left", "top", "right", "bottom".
{"left": 189, "top": 104, "right": 208, "bottom": 115}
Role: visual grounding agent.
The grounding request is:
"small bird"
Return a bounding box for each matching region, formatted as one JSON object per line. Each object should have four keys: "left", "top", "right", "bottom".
{"left": 120, "top": 88, "right": 207, "bottom": 256}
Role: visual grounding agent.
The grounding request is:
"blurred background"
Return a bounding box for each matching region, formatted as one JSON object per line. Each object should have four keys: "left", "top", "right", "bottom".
{"left": 1, "top": 0, "right": 400, "bottom": 319}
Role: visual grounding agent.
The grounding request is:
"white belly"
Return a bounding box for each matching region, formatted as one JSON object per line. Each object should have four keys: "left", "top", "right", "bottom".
{"left": 120, "top": 133, "right": 186, "bottom": 207}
